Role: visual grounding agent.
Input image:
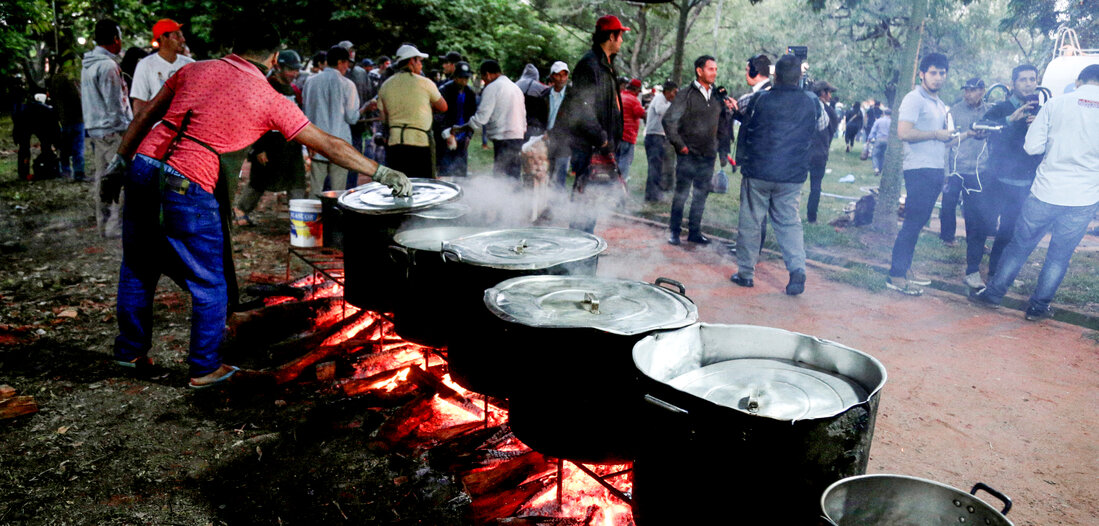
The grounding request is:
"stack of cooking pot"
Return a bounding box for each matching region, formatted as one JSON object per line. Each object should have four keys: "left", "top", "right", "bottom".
{"left": 336, "top": 178, "right": 465, "bottom": 314}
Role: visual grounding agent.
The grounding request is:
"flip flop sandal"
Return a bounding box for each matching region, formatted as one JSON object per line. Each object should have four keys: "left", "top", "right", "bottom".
{"left": 115, "top": 356, "right": 170, "bottom": 380}
{"left": 188, "top": 365, "right": 241, "bottom": 390}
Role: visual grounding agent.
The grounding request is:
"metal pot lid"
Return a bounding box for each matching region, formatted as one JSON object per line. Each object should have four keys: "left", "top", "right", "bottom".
{"left": 442, "top": 227, "right": 607, "bottom": 270}
{"left": 408, "top": 202, "right": 470, "bottom": 220}
{"left": 666, "top": 359, "right": 869, "bottom": 420}
{"left": 337, "top": 178, "right": 461, "bottom": 215}
{"left": 484, "top": 276, "right": 698, "bottom": 336}
{"left": 393, "top": 226, "right": 493, "bottom": 252}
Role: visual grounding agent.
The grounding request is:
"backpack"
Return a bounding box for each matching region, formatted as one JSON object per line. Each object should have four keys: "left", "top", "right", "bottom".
{"left": 31, "top": 150, "right": 60, "bottom": 181}
{"left": 853, "top": 192, "right": 876, "bottom": 226}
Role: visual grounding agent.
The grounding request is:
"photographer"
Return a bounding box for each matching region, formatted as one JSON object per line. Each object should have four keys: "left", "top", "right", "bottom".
{"left": 982, "top": 64, "right": 1044, "bottom": 278}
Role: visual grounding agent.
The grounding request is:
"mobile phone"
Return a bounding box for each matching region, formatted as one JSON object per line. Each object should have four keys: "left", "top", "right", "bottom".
{"left": 787, "top": 46, "right": 808, "bottom": 61}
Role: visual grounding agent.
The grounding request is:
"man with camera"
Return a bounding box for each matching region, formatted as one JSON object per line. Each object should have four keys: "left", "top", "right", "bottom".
{"left": 981, "top": 64, "right": 1045, "bottom": 280}
{"left": 972, "top": 65, "right": 1099, "bottom": 321}
{"left": 944, "top": 77, "right": 994, "bottom": 290}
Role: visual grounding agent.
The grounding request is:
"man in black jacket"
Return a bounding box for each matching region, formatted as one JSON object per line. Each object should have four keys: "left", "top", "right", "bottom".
{"left": 806, "top": 80, "right": 839, "bottom": 223}
{"left": 730, "top": 54, "right": 826, "bottom": 295}
{"left": 435, "top": 61, "right": 478, "bottom": 177}
{"left": 663, "top": 55, "right": 735, "bottom": 245}
{"left": 556, "top": 14, "right": 629, "bottom": 233}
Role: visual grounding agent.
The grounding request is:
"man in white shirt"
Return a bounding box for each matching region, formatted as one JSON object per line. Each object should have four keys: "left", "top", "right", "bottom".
{"left": 545, "top": 61, "right": 570, "bottom": 187}
{"left": 129, "top": 19, "right": 194, "bottom": 115}
{"left": 303, "top": 45, "right": 361, "bottom": 197}
{"left": 972, "top": 65, "right": 1099, "bottom": 321}
{"left": 454, "top": 60, "right": 526, "bottom": 178}
{"left": 643, "top": 81, "right": 677, "bottom": 202}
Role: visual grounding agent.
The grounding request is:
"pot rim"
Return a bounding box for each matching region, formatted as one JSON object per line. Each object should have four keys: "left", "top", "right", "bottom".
{"left": 821, "top": 473, "right": 1014, "bottom": 525}
{"left": 442, "top": 227, "right": 607, "bottom": 270}
{"left": 336, "top": 178, "right": 462, "bottom": 216}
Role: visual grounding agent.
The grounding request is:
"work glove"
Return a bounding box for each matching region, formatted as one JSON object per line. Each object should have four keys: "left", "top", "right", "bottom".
{"left": 373, "top": 165, "right": 413, "bottom": 197}
{"left": 99, "top": 154, "right": 129, "bottom": 204}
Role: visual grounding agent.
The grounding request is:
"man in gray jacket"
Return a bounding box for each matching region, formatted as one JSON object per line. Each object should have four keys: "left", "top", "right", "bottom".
{"left": 81, "top": 19, "right": 133, "bottom": 238}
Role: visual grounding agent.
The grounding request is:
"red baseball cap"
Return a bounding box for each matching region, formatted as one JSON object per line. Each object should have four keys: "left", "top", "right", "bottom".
{"left": 151, "top": 19, "right": 183, "bottom": 45}
{"left": 595, "top": 15, "right": 630, "bottom": 32}
{"left": 628, "top": 78, "right": 642, "bottom": 90}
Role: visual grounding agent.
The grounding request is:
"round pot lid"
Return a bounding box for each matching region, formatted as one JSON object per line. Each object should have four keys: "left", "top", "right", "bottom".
{"left": 393, "top": 226, "right": 493, "bottom": 253}
{"left": 337, "top": 178, "right": 461, "bottom": 215}
{"left": 442, "top": 227, "right": 607, "bottom": 270}
{"left": 484, "top": 276, "right": 698, "bottom": 336}
{"left": 666, "top": 359, "right": 869, "bottom": 420}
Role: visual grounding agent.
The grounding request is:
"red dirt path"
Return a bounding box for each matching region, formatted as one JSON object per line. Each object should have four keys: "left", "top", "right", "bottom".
{"left": 595, "top": 215, "right": 1099, "bottom": 526}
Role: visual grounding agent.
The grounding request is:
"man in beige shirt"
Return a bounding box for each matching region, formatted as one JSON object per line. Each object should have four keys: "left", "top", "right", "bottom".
{"left": 377, "top": 44, "right": 447, "bottom": 178}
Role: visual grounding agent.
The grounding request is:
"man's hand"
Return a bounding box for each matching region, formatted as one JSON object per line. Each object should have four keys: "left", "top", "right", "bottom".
{"left": 724, "top": 97, "right": 737, "bottom": 112}
{"left": 1009, "top": 102, "right": 1037, "bottom": 123}
{"left": 99, "top": 154, "right": 128, "bottom": 204}
{"left": 933, "top": 129, "right": 955, "bottom": 142}
{"left": 256, "top": 152, "right": 269, "bottom": 165}
{"left": 372, "top": 165, "right": 413, "bottom": 197}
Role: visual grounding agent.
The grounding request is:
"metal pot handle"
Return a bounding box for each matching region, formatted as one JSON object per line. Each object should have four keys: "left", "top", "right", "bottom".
{"left": 820, "top": 516, "right": 839, "bottom": 526}
{"left": 644, "top": 394, "right": 689, "bottom": 415}
{"left": 388, "top": 245, "right": 409, "bottom": 265}
{"left": 440, "top": 246, "right": 463, "bottom": 263}
{"left": 653, "top": 277, "right": 686, "bottom": 296}
{"left": 970, "top": 483, "right": 1012, "bottom": 515}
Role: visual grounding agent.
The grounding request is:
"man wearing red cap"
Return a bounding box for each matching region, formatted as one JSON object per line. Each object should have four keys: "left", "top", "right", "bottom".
{"left": 556, "top": 14, "right": 629, "bottom": 233}
{"left": 618, "top": 78, "right": 645, "bottom": 181}
{"left": 130, "top": 19, "right": 193, "bottom": 115}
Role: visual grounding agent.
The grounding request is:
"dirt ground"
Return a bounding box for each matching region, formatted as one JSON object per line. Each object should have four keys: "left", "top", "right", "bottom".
{"left": 1, "top": 172, "right": 1097, "bottom": 525}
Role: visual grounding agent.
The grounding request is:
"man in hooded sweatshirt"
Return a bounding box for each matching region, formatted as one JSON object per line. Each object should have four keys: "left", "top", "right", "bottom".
{"left": 516, "top": 63, "right": 550, "bottom": 140}
{"left": 81, "top": 19, "right": 134, "bottom": 238}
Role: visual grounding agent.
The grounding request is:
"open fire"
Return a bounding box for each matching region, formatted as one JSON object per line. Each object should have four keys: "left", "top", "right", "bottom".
{"left": 244, "top": 274, "right": 635, "bottom": 525}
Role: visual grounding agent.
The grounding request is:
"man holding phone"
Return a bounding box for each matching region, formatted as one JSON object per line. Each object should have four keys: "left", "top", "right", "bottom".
{"left": 981, "top": 64, "right": 1045, "bottom": 280}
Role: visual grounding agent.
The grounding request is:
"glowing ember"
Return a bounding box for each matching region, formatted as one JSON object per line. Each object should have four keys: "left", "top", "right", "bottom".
{"left": 368, "top": 367, "right": 411, "bottom": 392}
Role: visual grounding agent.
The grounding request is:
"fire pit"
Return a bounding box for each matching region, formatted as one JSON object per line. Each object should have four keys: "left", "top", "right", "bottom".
{"left": 631, "top": 323, "right": 887, "bottom": 525}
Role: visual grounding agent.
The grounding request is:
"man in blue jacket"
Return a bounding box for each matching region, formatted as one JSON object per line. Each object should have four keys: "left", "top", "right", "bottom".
{"left": 729, "top": 54, "right": 826, "bottom": 295}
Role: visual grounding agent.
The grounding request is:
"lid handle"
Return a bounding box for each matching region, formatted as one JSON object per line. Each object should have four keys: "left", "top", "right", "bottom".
{"left": 654, "top": 277, "right": 686, "bottom": 295}
{"left": 440, "top": 245, "right": 463, "bottom": 263}
{"left": 582, "top": 292, "right": 600, "bottom": 314}
{"left": 511, "top": 239, "right": 529, "bottom": 255}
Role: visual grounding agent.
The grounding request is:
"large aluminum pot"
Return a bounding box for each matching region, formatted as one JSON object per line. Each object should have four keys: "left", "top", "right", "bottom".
{"left": 482, "top": 275, "right": 698, "bottom": 463}
{"left": 822, "top": 474, "right": 1013, "bottom": 526}
{"left": 388, "top": 226, "right": 493, "bottom": 346}
{"left": 336, "top": 179, "right": 463, "bottom": 313}
{"left": 631, "top": 323, "right": 887, "bottom": 525}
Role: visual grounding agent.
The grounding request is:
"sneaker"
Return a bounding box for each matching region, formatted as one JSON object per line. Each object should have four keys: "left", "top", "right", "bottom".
{"left": 906, "top": 271, "right": 932, "bottom": 286}
{"left": 885, "top": 276, "right": 923, "bottom": 296}
{"left": 964, "top": 272, "right": 985, "bottom": 290}
{"left": 968, "top": 289, "right": 1001, "bottom": 309}
{"left": 729, "top": 274, "right": 754, "bottom": 288}
{"left": 785, "top": 270, "right": 806, "bottom": 296}
{"left": 1024, "top": 305, "right": 1054, "bottom": 321}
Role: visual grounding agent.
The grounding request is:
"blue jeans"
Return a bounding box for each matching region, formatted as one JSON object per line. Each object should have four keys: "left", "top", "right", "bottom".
{"left": 980, "top": 195, "right": 1099, "bottom": 310}
{"left": 669, "top": 153, "right": 714, "bottom": 238}
{"left": 59, "top": 123, "right": 85, "bottom": 178}
{"left": 552, "top": 156, "right": 570, "bottom": 188}
{"left": 889, "top": 168, "right": 944, "bottom": 278}
{"left": 939, "top": 173, "right": 965, "bottom": 242}
{"left": 616, "top": 141, "right": 636, "bottom": 182}
{"left": 644, "top": 134, "right": 665, "bottom": 201}
{"left": 871, "top": 141, "right": 887, "bottom": 174}
{"left": 114, "top": 155, "right": 227, "bottom": 376}
{"left": 493, "top": 139, "right": 523, "bottom": 179}
{"left": 988, "top": 180, "right": 1030, "bottom": 275}
{"left": 955, "top": 174, "right": 997, "bottom": 274}
{"left": 806, "top": 157, "right": 827, "bottom": 223}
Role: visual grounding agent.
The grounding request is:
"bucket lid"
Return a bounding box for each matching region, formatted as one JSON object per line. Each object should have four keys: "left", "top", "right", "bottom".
{"left": 337, "top": 178, "right": 461, "bottom": 215}
{"left": 442, "top": 227, "right": 606, "bottom": 270}
{"left": 484, "top": 275, "right": 698, "bottom": 336}
{"left": 289, "top": 199, "right": 322, "bottom": 208}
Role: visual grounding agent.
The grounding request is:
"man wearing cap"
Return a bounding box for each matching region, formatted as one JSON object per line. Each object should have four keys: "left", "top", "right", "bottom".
{"left": 643, "top": 81, "right": 677, "bottom": 202}
{"left": 439, "top": 51, "right": 463, "bottom": 85}
{"left": 235, "top": 50, "right": 307, "bottom": 225}
{"left": 100, "top": 23, "right": 410, "bottom": 388}
{"left": 454, "top": 60, "right": 526, "bottom": 178}
{"left": 130, "top": 19, "right": 193, "bottom": 115}
{"left": 544, "top": 60, "right": 571, "bottom": 187}
{"left": 806, "top": 80, "right": 839, "bottom": 224}
{"left": 618, "top": 78, "right": 646, "bottom": 181}
{"left": 81, "top": 19, "right": 133, "bottom": 239}
{"left": 943, "top": 77, "right": 991, "bottom": 289}
{"left": 435, "top": 61, "right": 477, "bottom": 178}
{"left": 557, "top": 14, "right": 629, "bottom": 233}
{"left": 377, "top": 44, "right": 447, "bottom": 178}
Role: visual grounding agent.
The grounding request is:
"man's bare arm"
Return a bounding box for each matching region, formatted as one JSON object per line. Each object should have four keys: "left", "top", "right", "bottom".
{"left": 897, "top": 120, "right": 953, "bottom": 143}
{"left": 117, "top": 87, "right": 174, "bottom": 159}
{"left": 294, "top": 123, "right": 379, "bottom": 176}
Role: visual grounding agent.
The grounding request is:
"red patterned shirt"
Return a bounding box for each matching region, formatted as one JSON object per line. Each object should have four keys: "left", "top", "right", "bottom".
{"left": 136, "top": 54, "right": 310, "bottom": 192}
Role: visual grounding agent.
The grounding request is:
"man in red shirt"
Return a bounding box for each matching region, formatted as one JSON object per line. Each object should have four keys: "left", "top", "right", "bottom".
{"left": 617, "top": 78, "right": 646, "bottom": 181}
{"left": 102, "top": 23, "right": 410, "bottom": 388}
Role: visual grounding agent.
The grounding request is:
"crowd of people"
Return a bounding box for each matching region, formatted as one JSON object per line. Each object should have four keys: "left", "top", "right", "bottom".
{"left": 11, "top": 12, "right": 1099, "bottom": 388}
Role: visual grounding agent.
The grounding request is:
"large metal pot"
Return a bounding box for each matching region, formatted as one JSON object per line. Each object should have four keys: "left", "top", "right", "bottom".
{"left": 477, "top": 275, "right": 699, "bottom": 463}
{"left": 438, "top": 228, "right": 608, "bottom": 396}
{"left": 336, "top": 179, "right": 462, "bottom": 313}
{"left": 631, "top": 324, "right": 887, "bottom": 525}
{"left": 822, "top": 474, "right": 1013, "bottom": 526}
{"left": 318, "top": 191, "right": 344, "bottom": 250}
{"left": 388, "top": 226, "right": 493, "bottom": 346}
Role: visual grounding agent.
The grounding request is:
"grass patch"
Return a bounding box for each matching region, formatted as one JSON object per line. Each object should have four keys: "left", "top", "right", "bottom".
{"left": 823, "top": 263, "right": 887, "bottom": 293}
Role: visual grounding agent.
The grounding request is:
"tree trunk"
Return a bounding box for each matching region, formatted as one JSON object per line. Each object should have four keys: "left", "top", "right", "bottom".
{"left": 672, "top": 0, "right": 691, "bottom": 84}
{"left": 871, "top": 0, "right": 929, "bottom": 234}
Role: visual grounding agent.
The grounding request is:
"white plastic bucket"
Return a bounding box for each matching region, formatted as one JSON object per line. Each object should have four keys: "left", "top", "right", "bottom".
{"left": 289, "top": 199, "right": 323, "bottom": 247}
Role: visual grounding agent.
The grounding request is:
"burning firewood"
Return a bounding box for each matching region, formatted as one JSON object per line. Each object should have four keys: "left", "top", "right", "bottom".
{"left": 492, "top": 517, "right": 586, "bottom": 525}
{"left": 468, "top": 476, "right": 555, "bottom": 524}
{"left": 225, "top": 296, "right": 340, "bottom": 344}
{"left": 462, "top": 450, "right": 553, "bottom": 497}
{"left": 0, "top": 389, "right": 38, "bottom": 420}
{"left": 370, "top": 392, "right": 436, "bottom": 449}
